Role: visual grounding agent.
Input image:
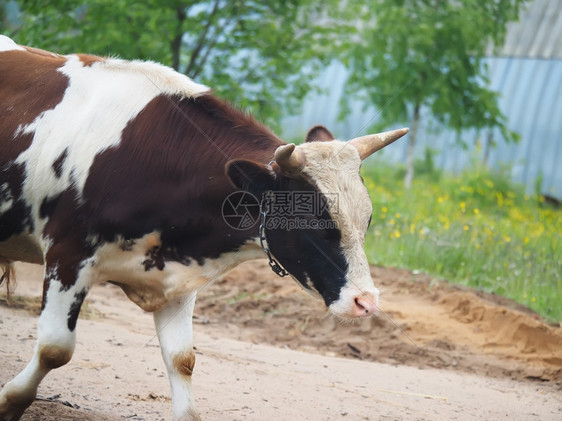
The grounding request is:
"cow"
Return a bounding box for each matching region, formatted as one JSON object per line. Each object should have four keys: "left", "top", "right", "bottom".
{"left": 0, "top": 35, "right": 408, "bottom": 421}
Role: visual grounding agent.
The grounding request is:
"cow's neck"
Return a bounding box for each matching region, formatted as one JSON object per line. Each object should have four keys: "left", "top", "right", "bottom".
{"left": 147, "top": 94, "right": 283, "bottom": 268}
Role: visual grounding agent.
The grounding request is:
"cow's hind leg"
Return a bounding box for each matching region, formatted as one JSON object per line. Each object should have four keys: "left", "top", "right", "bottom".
{"left": 154, "top": 293, "right": 200, "bottom": 421}
{"left": 0, "top": 259, "right": 92, "bottom": 420}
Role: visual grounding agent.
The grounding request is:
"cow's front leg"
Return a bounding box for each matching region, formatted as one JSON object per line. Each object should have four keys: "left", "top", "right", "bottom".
{"left": 153, "top": 293, "right": 200, "bottom": 421}
{"left": 0, "top": 258, "right": 92, "bottom": 420}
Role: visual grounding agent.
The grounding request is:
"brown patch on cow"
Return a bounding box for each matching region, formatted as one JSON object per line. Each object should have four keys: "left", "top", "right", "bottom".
{"left": 23, "top": 45, "right": 64, "bottom": 59}
{"left": 0, "top": 49, "right": 69, "bottom": 162}
{"left": 22, "top": 45, "right": 64, "bottom": 58}
{"left": 143, "top": 246, "right": 165, "bottom": 271}
{"left": 42, "top": 187, "right": 96, "bottom": 291}
{"left": 113, "top": 282, "right": 168, "bottom": 312}
{"left": 83, "top": 94, "right": 284, "bottom": 261}
{"left": 173, "top": 350, "right": 196, "bottom": 377}
{"left": 77, "top": 53, "right": 104, "bottom": 67}
{"left": 39, "top": 344, "right": 73, "bottom": 369}
{"left": 145, "top": 233, "right": 161, "bottom": 250}
{"left": 52, "top": 148, "right": 69, "bottom": 178}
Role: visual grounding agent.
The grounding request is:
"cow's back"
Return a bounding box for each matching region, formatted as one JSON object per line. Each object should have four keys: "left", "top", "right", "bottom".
{"left": 0, "top": 36, "right": 210, "bottom": 264}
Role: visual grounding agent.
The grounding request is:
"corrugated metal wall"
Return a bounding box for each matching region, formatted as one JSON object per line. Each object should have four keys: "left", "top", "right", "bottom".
{"left": 282, "top": 0, "right": 562, "bottom": 199}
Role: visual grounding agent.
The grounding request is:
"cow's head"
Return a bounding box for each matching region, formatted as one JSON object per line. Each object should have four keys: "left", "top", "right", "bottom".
{"left": 227, "top": 126, "right": 408, "bottom": 319}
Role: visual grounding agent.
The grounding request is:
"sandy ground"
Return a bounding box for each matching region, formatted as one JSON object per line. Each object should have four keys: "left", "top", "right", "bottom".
{"left": 1, "top": 261, "right": 561, "bottom": 420}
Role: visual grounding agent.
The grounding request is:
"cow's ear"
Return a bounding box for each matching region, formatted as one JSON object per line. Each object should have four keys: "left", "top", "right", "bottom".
{"left": 305, "top": 125, "right": 335, "bottom": 142}
{"left": 226, "top": 160, "right": 276, "bottom": 195}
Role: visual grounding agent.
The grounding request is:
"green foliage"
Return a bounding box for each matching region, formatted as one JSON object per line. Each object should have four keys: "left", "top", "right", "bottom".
{"left": 8, "top": 0, "right": 528, "bottom": 138}
{"left": 10, "top": 0, "right": 356, "bottom": 129}
{"left": 343, "top": 0, "right": 527, "bottom": 140}
{"left": 362, "top": 158, "right": 562, "bottom": 321}
{"left": 0, "top": 3, "right": 4, "bottom": 32}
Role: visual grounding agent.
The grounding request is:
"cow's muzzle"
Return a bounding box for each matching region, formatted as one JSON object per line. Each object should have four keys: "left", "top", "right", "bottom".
{"left": 329, "top": 289, "right": 379, "bottom": 319}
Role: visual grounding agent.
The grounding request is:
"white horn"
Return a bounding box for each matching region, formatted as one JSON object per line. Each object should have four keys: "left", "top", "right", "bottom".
{"left": 349, "top": 128, "right": 409, "bottom": 160}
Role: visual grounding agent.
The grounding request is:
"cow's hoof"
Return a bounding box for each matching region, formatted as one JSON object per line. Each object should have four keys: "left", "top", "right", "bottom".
{"left": 0, "top": 389, "right": 34, "bottom": 421}
{"left": 0, "top": 399, "right": 29, "bottom": 421}
{"left": 176, "top": 407, "right": 202, "bottom": 421}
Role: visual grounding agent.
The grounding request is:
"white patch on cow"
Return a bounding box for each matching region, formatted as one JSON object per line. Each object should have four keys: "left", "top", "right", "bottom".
{"left": 294, "top": 141, "right": 378, "bottom": 316}
{"left": 13, "top": 54, "right": 210, "bottom": 236}
{"left": 0, "top": 199, "right": 13, "bottom": 214}
{"left": 0, "top": 35, "right": 24, "bottom": 52}
{"left": 100, "top": 58, "right": 209, "bottom": 99}
{"left": 153, "top": 294, "right": 199, "bottom": 419}
{"left": 90, "top": 232, "right": 264, "bottom": 311}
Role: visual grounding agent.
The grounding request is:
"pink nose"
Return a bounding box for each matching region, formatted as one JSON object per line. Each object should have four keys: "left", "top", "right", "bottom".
{"left": 351, "top": 293, "right": 378, "bottom": 317}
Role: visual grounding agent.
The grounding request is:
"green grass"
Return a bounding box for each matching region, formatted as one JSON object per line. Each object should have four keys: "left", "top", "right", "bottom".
{"left": 361, "top": 156, "right": 562, "bottom": 322}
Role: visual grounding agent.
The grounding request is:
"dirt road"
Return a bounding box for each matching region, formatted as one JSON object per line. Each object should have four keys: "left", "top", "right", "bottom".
{"left": 1, "top": 262, "right": 561, "bottom": 420}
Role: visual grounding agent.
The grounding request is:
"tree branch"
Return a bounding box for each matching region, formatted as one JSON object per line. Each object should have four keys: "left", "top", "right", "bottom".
{"left": 190, "top": 32, "right": 219, "bottom": 79}
{"left": 185, "top": 0, "right": 221, "bottom": 76}
{"left": 171, "top": 6, "right": 187, "bottom": 71}
{"left": 190, "top": 13, "right": 241, "bottom": 78}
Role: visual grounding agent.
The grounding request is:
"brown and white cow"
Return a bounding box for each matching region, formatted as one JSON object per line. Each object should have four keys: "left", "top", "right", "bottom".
{"left": 0, "top": 35, "right": 407, "bottom": 420}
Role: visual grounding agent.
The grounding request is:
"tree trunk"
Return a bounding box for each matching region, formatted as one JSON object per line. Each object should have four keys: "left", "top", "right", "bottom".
{"left": 483, "top": 130, "right": 494, "bottom": 167}
{"left": 404, "top": 104, "right": 420, "bottom": 189}
{"left": 171, "top": 7, "right": 186, "bottom": 71}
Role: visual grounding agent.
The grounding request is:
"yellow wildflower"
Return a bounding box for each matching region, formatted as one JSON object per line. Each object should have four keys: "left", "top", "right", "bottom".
{"left": 496, "top": 192, "right": 504, "bottom": 206}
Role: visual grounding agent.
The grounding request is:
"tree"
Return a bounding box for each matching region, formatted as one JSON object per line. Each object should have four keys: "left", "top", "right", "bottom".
{"left": 343, "top": 0, "right": 527, "bottom": 188}
{"left": 11, "top": 0, "right": 353, "bottom": 129}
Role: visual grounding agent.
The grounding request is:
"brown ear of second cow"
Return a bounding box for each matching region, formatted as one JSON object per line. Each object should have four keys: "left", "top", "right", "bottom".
{"left": 305, "top": 125, "right": 335, "bottom": 142}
